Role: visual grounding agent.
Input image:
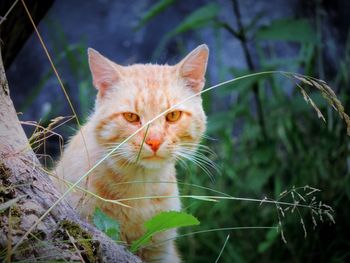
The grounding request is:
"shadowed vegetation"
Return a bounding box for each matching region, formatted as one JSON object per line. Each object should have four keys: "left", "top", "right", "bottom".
{"left": 6, "top": 0, "right": 350, "bottom": 262}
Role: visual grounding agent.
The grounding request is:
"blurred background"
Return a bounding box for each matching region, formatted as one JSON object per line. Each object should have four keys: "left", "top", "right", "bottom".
{"left": 4, "top": 0, "right": 350, "bottom": 262}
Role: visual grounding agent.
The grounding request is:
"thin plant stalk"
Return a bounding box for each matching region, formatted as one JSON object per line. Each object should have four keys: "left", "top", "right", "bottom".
{"left": 214, "top": 234, "right": 230, "bottom": 263}
{"left": 13, "top": 69, "right": 346, "bottom": 252}
{"left": 143, "top": 227, "right": 277, "bottom": 250}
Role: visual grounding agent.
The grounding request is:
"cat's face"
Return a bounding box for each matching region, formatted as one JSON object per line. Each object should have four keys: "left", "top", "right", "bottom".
{"left": 88, "top": 45, "right": 208, "bottom": 169}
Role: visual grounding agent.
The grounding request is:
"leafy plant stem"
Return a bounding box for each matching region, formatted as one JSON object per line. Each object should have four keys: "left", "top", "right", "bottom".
{"left": 113, "top": 194, "right": 327, "bottom": 211}
{"left": 13, "top": 69, "right": 344, "bottom": 252}
{"left": 12, "top": 70, "right": 278, "bottom": 252}
{"left": 215, "top": 21, "right": 240, "bottom": 40}
{"left": 214, "top": 234, "right": 230, "bottom": 263}
{"left": 144, "top": 226, "right": 278, "bottom": 250}
{"left": 136, "top": 124, "right": 150, "bottom": 163}
{"left": 315, "top": 0, "right": 325, "bottom": 80}
{"left": 231, "top": 0, "right": 267, "bottom": 140}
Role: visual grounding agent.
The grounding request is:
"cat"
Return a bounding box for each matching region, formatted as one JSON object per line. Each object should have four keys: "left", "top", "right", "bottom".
{"left": 54, "top": 44, "right": 209, "bottom": 262}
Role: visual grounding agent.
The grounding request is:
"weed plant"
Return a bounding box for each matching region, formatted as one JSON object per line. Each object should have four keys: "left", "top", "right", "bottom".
{"left": 4, "top": 0, "right": 350, "bottom": 262}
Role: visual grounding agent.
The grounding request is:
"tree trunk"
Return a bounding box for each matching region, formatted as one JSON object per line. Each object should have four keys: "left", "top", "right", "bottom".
{"left": 0, "top": 0, "right": 55, "bottom": 69}
{"left": 0, "top": 47, "right": 142, "bottom": 262}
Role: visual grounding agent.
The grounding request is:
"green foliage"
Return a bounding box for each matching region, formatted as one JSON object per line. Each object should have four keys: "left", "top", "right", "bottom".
{"left": 256, "top": 18, "right": 317, "bottom": 43}
{"left": 23, "top": 20, "right": 95, "bottom": 125}
{"left": 139, "top": 1, "right": 350, "bottom": 262}
{"left": 153, "top": 3, "right": 221, "bottom": 58}
{"left": 130, "top": 211, "right": 200, "bottom": 252}
{"left": 22, "top": 1, "right": 350, "bottom": 262}
{"left": 93, "top": 207, "right": 120, "bottom": 241}
{"left": 135, "top": 0, "right": 176, "bottom": 30}
{"left": 169, "top": 3, "right": 220, "bottom": 36}
{"left": 258, "top": 228, "right": 279, "bottom": 253}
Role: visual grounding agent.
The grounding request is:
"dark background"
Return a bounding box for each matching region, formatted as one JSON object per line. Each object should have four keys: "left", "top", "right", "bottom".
{"left": 3, "top": 0, "right": 350, "bottom": 262}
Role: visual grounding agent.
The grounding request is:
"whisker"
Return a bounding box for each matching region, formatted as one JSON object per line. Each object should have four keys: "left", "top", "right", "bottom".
{"left": 174, "top": 144, "right": 219, "bottom": 171}
{"left": 121, "top": 154, "right": 137, "bottom": 170}
{"left": 178, "top": 144, "right": 217, "bottom": 157}
{"left": 174, "top": 155, "right": 190, "bottom": 171}
{"left": 200, "top": 133, "right": 218, "bottom": 141}
{"left": 179, "top": 150, "right": 219, "bottom": 175}
{"left": 174, "top": 141, "right": 217, "bottom": 154}
{"left": 192, "top": 153, "right": 220, "bottom": 173}
{"left": 176, "top": 151, "right": 215, "bottom": 182}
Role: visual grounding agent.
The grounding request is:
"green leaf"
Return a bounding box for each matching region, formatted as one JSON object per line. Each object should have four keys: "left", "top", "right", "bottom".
{"left": 130, "top": 211, "right": 200, "bottom": 252}
{"left": 258, "top": 227, "right": 279, "bottom": 253}
{"left": 256, "top": 18, "right": 316, "bottom": 43}
{"left": 218, "top": 67, "right": 272, "bottom": 96}
{"left": 93, "top": 207, "right": 120, "bottom": 241}
{"left": 171, "top": 3, "right": 220, "bottom": 35}
{"left": 153, "top": 3, "right": 220, "bottom": 59}
{"left": 78, "top": 79, "right": 95, "bottom": 121}
{"left": 135, "top": 0, "right": 177, "bottom": 31}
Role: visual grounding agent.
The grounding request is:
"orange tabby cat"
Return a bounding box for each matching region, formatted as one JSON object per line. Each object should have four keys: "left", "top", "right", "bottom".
{"left": 54, "top": 44, "right": 209, "bottom": 262}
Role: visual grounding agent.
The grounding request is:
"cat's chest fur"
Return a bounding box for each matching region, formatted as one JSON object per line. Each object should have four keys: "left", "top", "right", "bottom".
{"left": 91, "top": 164, "right": 181, "bottom": 242}
{"left": 54, "top": 44, "right": 209, "bottom": 262}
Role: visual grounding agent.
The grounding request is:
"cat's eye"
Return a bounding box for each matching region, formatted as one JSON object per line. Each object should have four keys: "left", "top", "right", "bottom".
{"left": 166, "top": 111, "right": 182, "bottom": 122}
{"left": 123, "top": 112, "right": 140, "bottom": 123}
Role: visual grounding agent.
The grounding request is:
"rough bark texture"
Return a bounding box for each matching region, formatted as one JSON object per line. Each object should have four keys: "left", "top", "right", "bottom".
{"left": 0, "top": 0, "right": 54, "bottom": 69}
{"left": 0, "top": 0, "right": 55, "bottom": 69}
{"left": 0, "top": 47, "right": 142, "bottom": 262}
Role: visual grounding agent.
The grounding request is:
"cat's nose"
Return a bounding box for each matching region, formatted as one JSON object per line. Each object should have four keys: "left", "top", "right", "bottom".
{"left": 146, "top": 138, "right": 161, "bottom": 152}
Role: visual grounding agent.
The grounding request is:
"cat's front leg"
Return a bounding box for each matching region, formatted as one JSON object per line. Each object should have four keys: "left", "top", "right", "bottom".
{"left": 138, "top": 241, "right": 181, "bottom": 263}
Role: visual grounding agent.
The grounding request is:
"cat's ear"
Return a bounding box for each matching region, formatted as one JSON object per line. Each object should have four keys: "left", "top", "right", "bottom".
{"left": 177, "top": 44, "right": 209, "bottom": 93}
{"left": 88, "top": 48, "right": 121, "bottom": 97}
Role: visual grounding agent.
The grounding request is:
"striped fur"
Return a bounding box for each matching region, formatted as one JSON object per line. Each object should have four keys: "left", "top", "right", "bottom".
{"left": 54, "top": 44, "right": 209, "bottom": 262}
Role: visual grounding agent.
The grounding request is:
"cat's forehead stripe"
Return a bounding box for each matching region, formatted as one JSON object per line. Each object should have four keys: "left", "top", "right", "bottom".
{"left": 135, "top": 85, "right": 169, "bottom": 115}
{"left": 119, "top": 64, "right": 176, "bottom": 115}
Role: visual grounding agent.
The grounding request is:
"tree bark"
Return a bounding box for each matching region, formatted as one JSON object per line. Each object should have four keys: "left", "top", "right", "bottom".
{"left": 0, "top": 0, "right": 55, "bottom": 69}
{"left": 0, "top": 47, "right": 142, "bottom": 262}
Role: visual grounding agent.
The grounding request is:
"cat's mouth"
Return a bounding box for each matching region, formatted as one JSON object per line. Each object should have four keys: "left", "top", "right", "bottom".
{"left": 142, "top": 155, "right": 164, "bottom": 161}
